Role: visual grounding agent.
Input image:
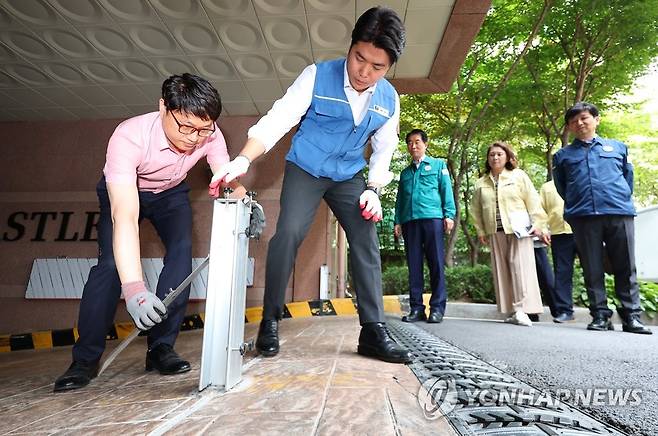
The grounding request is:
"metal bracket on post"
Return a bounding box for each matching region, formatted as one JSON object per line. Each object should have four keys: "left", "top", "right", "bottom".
{"left": 198, "top": 195, "right": 254, "bottom": 392}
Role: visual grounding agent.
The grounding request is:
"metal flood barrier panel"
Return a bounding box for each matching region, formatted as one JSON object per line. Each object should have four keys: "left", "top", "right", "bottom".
{"left": 199, "top": 197, "right": 253, "bottom": 392}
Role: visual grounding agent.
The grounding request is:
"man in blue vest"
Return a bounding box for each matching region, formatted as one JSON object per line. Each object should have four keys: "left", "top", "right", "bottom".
{"left": 210, "top": 6, "right": 411, "bottom": 363}
{"left": 394, "top": 129, "right": 456, "bottom": 324}
{"left": 553, "top": 102, "right": 651, "bottom": 334}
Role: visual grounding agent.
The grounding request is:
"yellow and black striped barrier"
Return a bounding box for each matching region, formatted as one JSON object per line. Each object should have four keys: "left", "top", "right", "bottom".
{"left": 0, "top": 295, "right": 407, "bottom": 353}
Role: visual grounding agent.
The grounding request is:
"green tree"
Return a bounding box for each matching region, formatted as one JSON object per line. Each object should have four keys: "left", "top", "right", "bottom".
{"left": 382, "top": 0, "right": 658, "bottom": 267}
{"left": 600, "top": 100, "right": 658, "bottom": 207}
{"left": 519, "top": 0, "right": 658, "bottom": 179}
{"left": 390, "top": 0, "right": 554, "bottom": 266}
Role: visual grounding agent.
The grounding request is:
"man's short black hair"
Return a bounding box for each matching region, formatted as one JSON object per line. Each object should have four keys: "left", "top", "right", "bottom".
{"left": 161, "top": 73, "right": 222, "bottom": 121}
{"left": 564, "top": 101, "right": 600, "bottom": 124}
{"left": 405, "top": 129, "right": 428, "bottom": 144}
{"left": 351, "top": 6, "right": 406, "bottom": 65}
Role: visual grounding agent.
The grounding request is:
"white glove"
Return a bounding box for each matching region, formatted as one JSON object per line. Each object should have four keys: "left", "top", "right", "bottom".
{"left": 359, "top": 189, "right": 382, "bottom": 222}
{"left": 208, "top": 155, "right": 250, "bottom": 198}
{"left": 122, "top": 281, "right": 167, "bottom": 331}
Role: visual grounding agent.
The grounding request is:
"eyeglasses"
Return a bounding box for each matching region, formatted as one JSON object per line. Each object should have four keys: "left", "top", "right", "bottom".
{"left": 170, "top": 111, "right": 215, "bottom": 137}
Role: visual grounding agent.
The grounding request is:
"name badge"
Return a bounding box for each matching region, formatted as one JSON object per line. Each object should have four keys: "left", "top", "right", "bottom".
{"left": 373, "top": 105, "right": 390, "bottom": 117}
{"left": 424, "top": 165, "right": 432, "bottom": 171}
{"left": 602, "top": 145, "right": 614, "bottom": 152}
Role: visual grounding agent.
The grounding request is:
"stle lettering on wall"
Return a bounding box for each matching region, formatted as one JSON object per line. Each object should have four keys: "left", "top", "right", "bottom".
{"left": 1, "top": 211, "right": 99, "bottom": 242}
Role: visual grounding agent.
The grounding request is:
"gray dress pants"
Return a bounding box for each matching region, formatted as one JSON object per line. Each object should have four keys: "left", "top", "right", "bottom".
{"left": 263, "top": 162, "right": 385, "bottom": 325}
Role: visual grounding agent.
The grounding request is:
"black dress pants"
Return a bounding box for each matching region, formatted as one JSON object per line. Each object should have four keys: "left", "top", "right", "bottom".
{"left": 568, "top": 215, "right": 640, "bottom": 319}
{"left": 72, "top": 177, "right": 193, "bottom": 364}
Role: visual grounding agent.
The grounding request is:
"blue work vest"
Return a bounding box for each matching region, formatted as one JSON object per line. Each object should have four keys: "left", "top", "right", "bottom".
{"left": 286, "top": 58, "right": 396, "bottom": 181}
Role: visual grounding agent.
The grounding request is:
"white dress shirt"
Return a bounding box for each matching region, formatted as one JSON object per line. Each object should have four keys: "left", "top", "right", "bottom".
{"left": 247, "top": 62, "right": 400, "bottom": 186}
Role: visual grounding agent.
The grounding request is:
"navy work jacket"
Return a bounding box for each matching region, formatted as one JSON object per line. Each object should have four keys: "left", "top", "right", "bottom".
{"left": 552, "top": 137, "right": 635, "bottom": 218}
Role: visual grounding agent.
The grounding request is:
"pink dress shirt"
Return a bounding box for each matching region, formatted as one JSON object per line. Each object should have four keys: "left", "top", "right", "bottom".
{"left": 103, "top": 112, "right": 229, "bottom": 193}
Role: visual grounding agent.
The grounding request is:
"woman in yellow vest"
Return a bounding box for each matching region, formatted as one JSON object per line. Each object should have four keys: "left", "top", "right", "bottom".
{"left": 472, "top": 142, "right": 548, "bottom": 326}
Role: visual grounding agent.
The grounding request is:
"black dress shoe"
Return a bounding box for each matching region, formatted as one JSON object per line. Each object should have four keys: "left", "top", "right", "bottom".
{"left": 401, "top": 309, "right": 426, "bottom": 323}
{"left": 145, "top": 343, "right": 191, "bottom": 375}
{"left": 587, "top": 315, "right": 614, "bottom": 331}
{"left": 256, "top": 319, "right": 279, "bottom": 357}
{"left": 357, "top": 322, "right": 412, "bottom": 364}
{"left": 553, "top": 312, "right": 575, "bottom": 323}
{"left": 53, "top": 361, "right": 99, "bottom": 393}
{"left": 427, "top": 311, "right": 443, "bottom": 324}
{"left": 528, "top": 314, "right": 540, "bottom": 322}
{"left": 622, "top": 315, "right": 653, "bottom": 335}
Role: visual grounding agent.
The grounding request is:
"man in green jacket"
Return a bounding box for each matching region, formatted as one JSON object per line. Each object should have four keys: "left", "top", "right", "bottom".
{"left": 394, "top": 129, "right": 456, "bottom": 323}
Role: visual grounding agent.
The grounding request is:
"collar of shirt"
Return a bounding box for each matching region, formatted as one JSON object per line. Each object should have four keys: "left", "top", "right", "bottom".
{"left": 575, "top": 134, "right": 599, "bottom": 147}
{"left": 413, "top": 154, "right": 428, "bottom": 168}
{"left": 343, "top": 60, "right": 376, "bottom": 95}
{"left": 156, "top": 115, "right": 177, "bottom": 152}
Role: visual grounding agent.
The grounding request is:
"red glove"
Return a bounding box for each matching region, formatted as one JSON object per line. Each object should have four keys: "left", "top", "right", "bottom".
{"left": 208, "top": 155, "right": 250, "bottom": 198}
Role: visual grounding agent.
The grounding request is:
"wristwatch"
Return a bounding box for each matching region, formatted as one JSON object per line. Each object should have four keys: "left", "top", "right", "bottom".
{"left": 366, "top": 186, "right": 381, "bottom": 196}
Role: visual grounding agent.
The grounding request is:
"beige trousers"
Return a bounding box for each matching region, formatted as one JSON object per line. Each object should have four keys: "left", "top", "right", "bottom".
{"left": 490, "top": 232, "right": 543, "bottom": 315}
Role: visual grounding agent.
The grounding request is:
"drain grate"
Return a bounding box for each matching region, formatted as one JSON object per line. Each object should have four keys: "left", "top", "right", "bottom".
{"left": 387, "top": 320, "right": 626, "bottom": 435}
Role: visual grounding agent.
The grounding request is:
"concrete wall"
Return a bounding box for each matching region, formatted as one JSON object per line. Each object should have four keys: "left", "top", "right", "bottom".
{"left": 0, "top": 116, "right": 330, "bottom": 334}
{"left": 635, "top": 205, "right": 658, "bottom": 282}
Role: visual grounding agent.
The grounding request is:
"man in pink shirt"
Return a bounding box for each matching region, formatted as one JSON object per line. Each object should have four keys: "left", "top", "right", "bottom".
{"left": 54, "top": 74, "right": 239, "bottom": 392}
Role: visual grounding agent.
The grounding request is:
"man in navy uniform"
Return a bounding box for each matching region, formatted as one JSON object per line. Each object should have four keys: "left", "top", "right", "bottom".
{"left": 553, "top": 102, "right": 651, "bottom": 334}
{"left": 394, "top": 129, "right": 456, "bottom": 324}
{"left": 210, "top": 7, "right": 412, "bottom": 362}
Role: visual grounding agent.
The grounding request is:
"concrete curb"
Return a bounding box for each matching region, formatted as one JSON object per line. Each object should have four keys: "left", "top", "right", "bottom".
{"left": 2, "top": 295, "right": 654, "bottom": 352}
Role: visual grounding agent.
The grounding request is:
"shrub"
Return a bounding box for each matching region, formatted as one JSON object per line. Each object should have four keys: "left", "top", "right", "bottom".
{"left": 381, "top": 263, "right": 495, "bottom": 303}
{"left": 639, "top": 282, "right": 658, "bottom": 318}
{"left": 381, "top": 259, "right": 658, "bottom": 317}
{"left": 446, "top": 264, "right": 495, "bottom": 303}
{"left": 572, "top": 261, "right": 657, "bottom": 318}
{"left": 381, "top": 265, "right": 409, "bottom": 295}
